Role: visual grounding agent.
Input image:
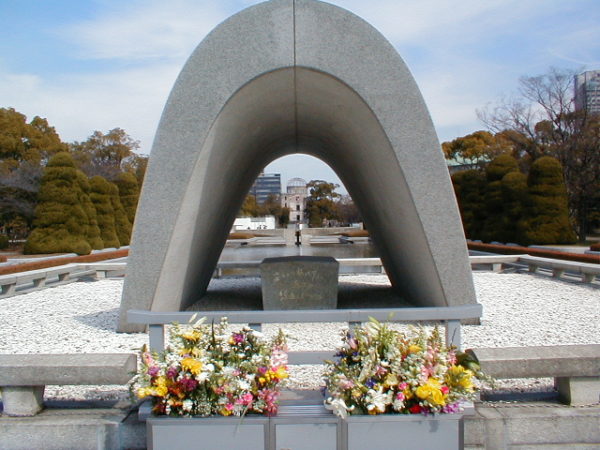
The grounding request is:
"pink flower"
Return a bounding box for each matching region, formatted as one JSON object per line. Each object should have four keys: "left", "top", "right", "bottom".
{"left": 147, "top": 366, "right": 160, "bottom": 377}
{"left": 225, "top": 403, "right": 234, "bottom": 411}
{"left": 396, "top": 392, "right": 405, "bottom": 401}
{"left": 441, "top": 386, "right": 450, "bottom": 395}
{"left": 166, "top": 366, "right": 179, "bottom": 379}
{"left": 236, "top": 392, "right": 254, "bottom": 405}
{"left": 232, "top": 333, "right": 245, "bottom": 344}
{"left": 258, "top": 366, "right": 268, "bottom": 375}
{"left": 398, "top": 382, "right": 408, "bottom": 390}
{"left": 448, "top": 350, "right": 457, "bottom": 365}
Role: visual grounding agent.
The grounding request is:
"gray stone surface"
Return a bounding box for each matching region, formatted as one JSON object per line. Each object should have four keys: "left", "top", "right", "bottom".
{"left": 260, "top": 256, "right": 339, "bottom": 309}
{"left": 471, "top": 345, "right": 600, "bottom": 378}
{"left": 0, "top": 353, "right": 136, "bottom": 385}
{"left": 119, "top": 0, "right": 478, "bottom": 331}
{"left": 556, "top": 376, "right": 600, "bottom": 406}
{"left": 1, "top": 386, "right": 44, "bottom": 416}
{"left": 0, "top": 402, "right": 599, "bottom": 449}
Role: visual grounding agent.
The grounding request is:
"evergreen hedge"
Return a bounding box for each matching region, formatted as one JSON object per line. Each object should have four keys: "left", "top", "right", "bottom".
{"left": 77, "top": 172, "right": 104, "bottom": 250}
{"left": 523, "top": 156, "right": 577, "bottom": 245}
{"left": 481, "top": 155, "right": 519, "bottom": 242}
{"left": 24, "top": 152, "right": 92, "bottom": 255}
{"left": 109, "top": 181, "right": 132, "bottom": 246}
{"left": 89, "top": 175, "right": 120, "bottom": 248}
{"left": 451, "top": 169, "right": 486, "bottom": 239}
{"left": 115, "top": 171, "right": 140, "bottom": 225}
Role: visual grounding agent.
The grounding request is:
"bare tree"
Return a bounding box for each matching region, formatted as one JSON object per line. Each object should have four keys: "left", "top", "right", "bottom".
{"left": 477, "top": 67, "right": 600, "bottom": 240}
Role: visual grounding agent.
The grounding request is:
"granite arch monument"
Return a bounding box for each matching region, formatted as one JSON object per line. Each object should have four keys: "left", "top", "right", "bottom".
{"left": 118, "top": 0, "right": 478, "bottom": 332}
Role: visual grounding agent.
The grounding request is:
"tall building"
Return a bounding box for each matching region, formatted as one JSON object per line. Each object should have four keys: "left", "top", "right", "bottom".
{"left": 281, "top": 178, "right": 308, "bottom": 223}
{"left": 574, "top": 70, "right": 600, "bottom": 115}
{"left": 250, "top": 172, "right": 281, "bottom": 204}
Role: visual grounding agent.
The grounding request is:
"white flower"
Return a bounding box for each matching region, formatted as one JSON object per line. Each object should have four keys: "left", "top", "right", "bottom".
{"left": 365, "top": 388, "right": 393, "bottom": 413}
{"left": 182, "top": 399, "right": 193, "bottom": 412}
{"left": 204, "top": 363, "right": 215, "bottom": 372}
{"left": 324, "top": 397, "right": 354, "bottom": 419}
{"left": 238, "top": 379, "right": 251, "bottom": 390}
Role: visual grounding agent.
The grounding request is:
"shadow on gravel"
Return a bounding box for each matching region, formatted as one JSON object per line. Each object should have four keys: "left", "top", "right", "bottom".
{"left": 74, "top": 308, "right": 120, "bottom": 332}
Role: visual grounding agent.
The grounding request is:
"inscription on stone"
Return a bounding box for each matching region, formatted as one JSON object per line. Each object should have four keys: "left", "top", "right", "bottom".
{"left": 260, "top": 256, "right": 339, "bottom": 310}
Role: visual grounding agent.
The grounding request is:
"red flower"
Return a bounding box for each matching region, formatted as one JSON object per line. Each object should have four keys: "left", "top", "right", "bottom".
{"left": 409, "top": 404, "right": 422, "bottom": 414}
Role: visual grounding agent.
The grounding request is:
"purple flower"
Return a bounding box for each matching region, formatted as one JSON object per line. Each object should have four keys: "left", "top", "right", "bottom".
{"left": 179, "top": 377, "right": 198, "bottom": 392}
{"left": 166, "top": 366, "right": 179, "bottom": 379}
{"left": 365, "top": 378, "right": 376, "bottom": 388}
{"left": 147, "top": 366, "right": 160, "bottom": 377}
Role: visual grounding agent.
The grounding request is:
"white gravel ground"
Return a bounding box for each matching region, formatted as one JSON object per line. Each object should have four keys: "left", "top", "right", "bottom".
{"left": 0, "top": 273, "right": 598, "bottom": 401}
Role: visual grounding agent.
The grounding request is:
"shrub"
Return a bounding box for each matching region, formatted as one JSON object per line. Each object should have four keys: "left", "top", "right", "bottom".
{"left": 24, "top": 152, "right": 92, "bottom": 255}
{"left": 0, "top": 235, "right": 9, "bottom": 250}
{"left": 109, "top": 182, "right": 132, "bottom": 246}
{"left": 115, "top": 171, "right": 140, "bottom": 225}
{"left": 89, "top": 176, "right": 120, "bottom": 248}
{"left": 77, "top": 172, "right": 104, "bottom": 250}
{"left": 522, "top": 156, "right": 577, "bottom": 245}
{"left": 499, "top": 171, "right": 529, "bottom": 244}
{"left": 451, "top": 170, "right": 486, "bottom": 239}
{"left": 481, "top": 155, "right": 519, "bottom": 242}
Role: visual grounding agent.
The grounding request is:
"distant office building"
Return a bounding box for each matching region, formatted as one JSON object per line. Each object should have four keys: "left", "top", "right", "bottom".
{"left": 250, "top": 172, "right": 281, "bottom": 204}
{"left": 574, "top": 70, "right": 600, "bottom": 115}
{"left": 281, "top": 177, "right": 308, "bottom": 223}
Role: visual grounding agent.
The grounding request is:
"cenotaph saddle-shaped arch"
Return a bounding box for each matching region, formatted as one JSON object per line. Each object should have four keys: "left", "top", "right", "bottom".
{"left": 118, "top": 0, "right": 478, "bottom": 332}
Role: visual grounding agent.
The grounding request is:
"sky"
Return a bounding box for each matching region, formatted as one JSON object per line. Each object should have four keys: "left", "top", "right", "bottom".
{"left": 1, "top": 0, "right": 599, "bottom": 193}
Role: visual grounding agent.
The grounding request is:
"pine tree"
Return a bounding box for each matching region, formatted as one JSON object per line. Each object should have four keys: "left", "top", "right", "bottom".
{"left": 109, "top": 181, "right": 132, "bottom": 246}
{"left": 114, "top": 171, "right": 139, "bottom": 225}
{"left": 523, "top": 156, "right": 577, "bottom": 244}
{"left": 24, "top": 152, "right": 92, "bottom": 255}
{"left": 89, "top": 175, "right": 120, "bottom": 248}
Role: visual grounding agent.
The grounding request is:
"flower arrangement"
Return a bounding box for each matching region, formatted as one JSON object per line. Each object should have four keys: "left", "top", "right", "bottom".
{"left": 323, "top": 319, "right": 486, "bottom": 418}
{"left": 130, "top": 317, "right": 288, "bottom": 417}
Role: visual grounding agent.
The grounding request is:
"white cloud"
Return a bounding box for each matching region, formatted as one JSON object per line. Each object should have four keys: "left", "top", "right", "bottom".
{"left": 0, "top": 63, "right": 179, "bottom": 153}
{"left": 62, "top": 0, "right": 233, "bottom": 61}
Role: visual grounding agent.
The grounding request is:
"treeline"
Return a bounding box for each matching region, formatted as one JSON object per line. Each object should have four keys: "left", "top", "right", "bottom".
{"left": 240, "top": 181, "right": 362, "bottom": 228}
{"left": 0, "top": 107, "right": 146, "bottom": 254}
{"left": 444, "top": 68, "right": 600, "bottom": 243}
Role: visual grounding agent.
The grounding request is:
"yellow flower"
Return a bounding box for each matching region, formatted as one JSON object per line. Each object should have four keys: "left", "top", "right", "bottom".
{"left": 271, "top": 366, "right": 289, "bottom": 380}
{"left": 182, "top": 330, "right": 201, "bottom": 342}
{"left": 153, "top": 376, "right": 169, "bottom": 397}
{"left": 219, "top": 407, "right": 232, "bottom": 416}
{"left": 431, "top": 389, "right": 446, "bottom": 406}
{"left": 136, "top": 387, "right": 151, "bottom": 398}
{"left": 459, "top": 370, "right": 474, "bottom": 391}
{"left": 416, "top": 384, "right": 434, "bottom": 400}
{"left": 181, "top": 358, "right": 203, "bottom": 375}
{"left": 383, "top": 373, "right": 398, "bottom": 388}
{"left": 179, "top": 347, "right": 201, "bottom": 357}
{"left": 408, "top": 344, "right": 422, "bottom": 354}
{"left": 416, "top": 378, "right": 445, "bottom": 406}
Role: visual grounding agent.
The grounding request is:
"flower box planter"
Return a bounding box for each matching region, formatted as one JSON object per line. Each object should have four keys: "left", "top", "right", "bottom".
{"left": 146, "top": 408, "right": 466, "bottom": 450}
{"left": 147, "top": 415, "right": 269, "bottom": 450}
{"left": 343, "top": 412, "right": 465, "bottom": 450}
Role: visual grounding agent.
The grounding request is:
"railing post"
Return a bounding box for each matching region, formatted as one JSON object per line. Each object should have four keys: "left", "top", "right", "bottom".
{"left": 149, "top": 324, "right": 165, "bottom": 352}
{"left": 446, "top": 320, "right": 461, "bottom": 351}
